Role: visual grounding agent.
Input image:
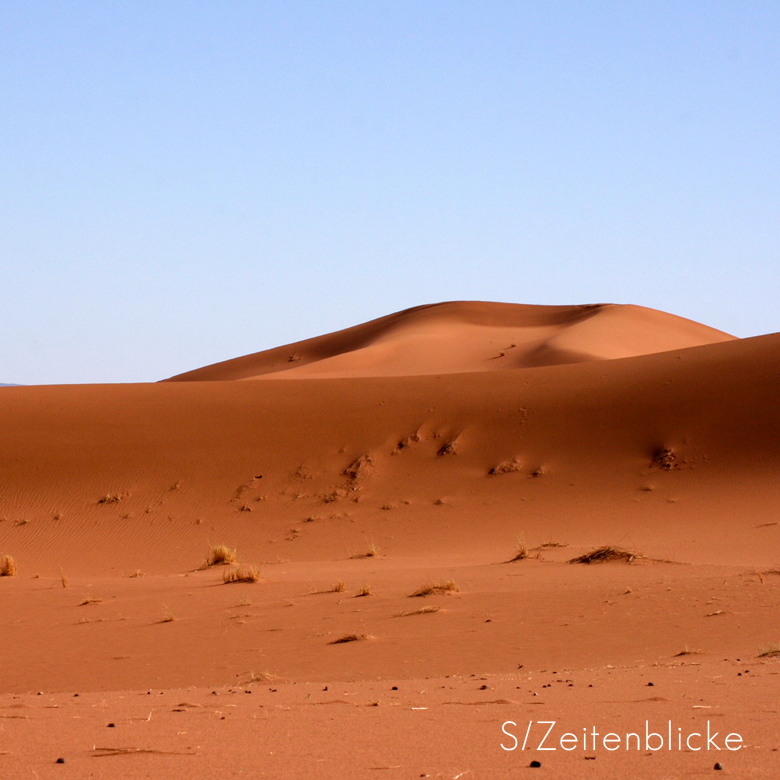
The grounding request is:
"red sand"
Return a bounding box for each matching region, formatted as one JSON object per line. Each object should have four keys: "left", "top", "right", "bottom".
{"left": 1, "top": 301, "right": 778, "bottom": 778}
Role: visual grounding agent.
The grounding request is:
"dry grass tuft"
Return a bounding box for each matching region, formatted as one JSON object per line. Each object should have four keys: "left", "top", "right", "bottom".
{"left": 395, "top": 605, "right": 441, "bottom": 617}
{"left": 353, "top": 542, "right": 379, "bottom": 559}
{"left": 310, "top": 580, "right": 346, "bottom": 595}
{"left": 410, "top": 580, "right": 459, "bottom": 598}
{"left": 0, "top": 555, "right": 18, "bottom": 577}
{"left": 59, "top": 568, "right": 69, "bottom": 588}
{"left": 246, "top": 670, "right": 276, "bottom": 683}
{"left": 129, "top": 569, "right": 144, "bottom": 578}
{"left": 79, "top": 597, "right": 102, "bottom": 606}
{"left": 758, "top": 642, "right": 780, "bottom": 658}
{"left": 673, "top": 646, "right": 701, "bottom": 657}
{"left": 355, "top": 584, "right": 372, "bottom": 597}
{"left": 160, "top": 606, "right": 176, "bottom": 623}
{"left": 508, "top": 538, "right": 529, "bottom": 562}
{"left": 330, "top": 633, "right": 370, "bottom": 644}
{"left": 202, "top": 545, "right": 238, "bottom": 568}
{"left": 568, "top": 546, "right": 641, "bottom": 565}
{"left": 223, "top": 565, "right": 261, "bottom": 584}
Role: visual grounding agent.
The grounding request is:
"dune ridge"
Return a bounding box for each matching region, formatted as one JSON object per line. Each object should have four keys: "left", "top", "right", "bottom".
{"left": 165, "top": 301, "right": 735, "bottom": 381}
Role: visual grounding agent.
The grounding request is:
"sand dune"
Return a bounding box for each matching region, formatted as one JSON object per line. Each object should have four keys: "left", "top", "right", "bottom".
{"left": 1, "top": 302, "right": 778, "bottom": 778}
{"left": 166, "top": 301, "right": 736, "bottom": 381}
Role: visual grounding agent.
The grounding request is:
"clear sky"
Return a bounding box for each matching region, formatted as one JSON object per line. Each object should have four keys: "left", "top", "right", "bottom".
{"left": 2, "top": 1, "right": 778, "bottom": 384}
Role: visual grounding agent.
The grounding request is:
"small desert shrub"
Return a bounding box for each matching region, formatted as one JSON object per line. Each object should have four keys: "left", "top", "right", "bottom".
{"left": 568, "top": 546, "right": 640, "bottom": 565}
{"left": 160, "top": 606, "right": 176, "bottom": 623}
{"left": 355, "top": 584, "right": 372, "bottom": 597}
{"left": 59, "top": 568, "right": 68, "bottom": 588}
{"left": 410, "top": 580, "right": 459, "bottom": 598}
{"left": 97, "top": 494, "right": 123, "bottom": 504}
{"left": 79, "top": 597, "right": 102, "bottom": 606}
{"left": 330, "top": 633, "right": 370, "bottom": 644}
{"left": 223, "top": 565, "right": 261, "bottom": 584}
{"left": 0, "top": 555, "right": 18, "bottom": 577}
{"left": 203, "top": 545, "right": 238, "bottom": 568}
{"left": 758, "top": 642, "right": 780, "bottom": 658}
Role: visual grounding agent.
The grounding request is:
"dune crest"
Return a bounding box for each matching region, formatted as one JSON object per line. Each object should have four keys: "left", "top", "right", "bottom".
{"left": 165, "top": 301, "right": 735, "bottom": 381}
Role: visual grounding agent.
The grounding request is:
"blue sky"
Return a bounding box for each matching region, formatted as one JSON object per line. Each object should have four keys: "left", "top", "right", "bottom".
{"left": 1, "top": 1, "right": 778, "bottom": 384}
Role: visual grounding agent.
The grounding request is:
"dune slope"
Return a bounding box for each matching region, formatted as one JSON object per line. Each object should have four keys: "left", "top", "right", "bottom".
{"left": 165, "top": 301, "right": 736, "bottom": 381}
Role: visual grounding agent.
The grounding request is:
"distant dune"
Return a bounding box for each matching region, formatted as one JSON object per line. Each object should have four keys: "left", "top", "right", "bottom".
{"left": 165, "top": 301, "right": 735, "bottom": 381}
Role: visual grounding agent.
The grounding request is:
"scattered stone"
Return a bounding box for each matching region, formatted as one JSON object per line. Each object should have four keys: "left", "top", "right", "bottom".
{"left": 56, "top": 758, "right": 65, "bottom": 764}
{"left": 530, "top": 759, "right": 542, "bottom": 767}
{"left": 714, "top": 762, "right": 723, "bottom": 770}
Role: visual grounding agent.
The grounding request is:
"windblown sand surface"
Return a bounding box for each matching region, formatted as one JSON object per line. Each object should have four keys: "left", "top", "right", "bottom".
{"left": 1, "top": 301, "right": 778, "bottom": 778}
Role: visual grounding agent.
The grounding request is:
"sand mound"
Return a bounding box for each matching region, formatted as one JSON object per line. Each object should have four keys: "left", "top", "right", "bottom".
{"left": 165, "top": 301, "right": 735, "bottom": 381}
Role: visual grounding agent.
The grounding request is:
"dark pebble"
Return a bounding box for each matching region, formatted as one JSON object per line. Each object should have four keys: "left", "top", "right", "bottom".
{"left": 56, "top": 758, "right": 65, "bottom": 764}
{"left": 107, "top": 723, "right": 115, "bottom": 728}
{"left": 714, "top": 763, "right": 723, "bottom": 771}
{"left": 530, "top": 759, "right": 541, "bottom": 767}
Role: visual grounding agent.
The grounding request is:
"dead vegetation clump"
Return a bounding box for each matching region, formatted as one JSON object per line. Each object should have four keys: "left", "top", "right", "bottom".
{"left": 330, "top": 633, "right": 370, "bottom": 644}
{"left": 437, "top": 441, "right": 458, "bottom": 457}
{"left": 651, "top": 448, "right": 678, "bottom": 470}
{"left": 410, "top": 580, "right": 459, "bottom": 597}
{"left": 355, "top": 584, "right": 372, "bottom": 597}
{"left": 246, "top": 670, "right": 276, "bottom": 683}
{"left": 758, "top": 642, "right": 780, "bottom": 658}
{"left": 202, "top": 545, "right": 238, "bottom": 568}
{"left": 395, "top": 605, "right": 440, "bottom": 617}
{"left": 489, "top": 459, "right": 522, "bottom": 476}
{"left": 343, "top": 454, "right": 373, "bottom": 481}
{"left": 97, "top": 494, "right": 123, "bottom": 504}
{"left": 323, "top": 488, "right": 348, "bottom": 504}
{"left": 223, "top": 565, "right": 261, "bottom": 584}
{"left": 0, "top": 555, "right": 18, "bottom": 577}
{"left": 568, "top": 546, "right": 641, "bottom": 565}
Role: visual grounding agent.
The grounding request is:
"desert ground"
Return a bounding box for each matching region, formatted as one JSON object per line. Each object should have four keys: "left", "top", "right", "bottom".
{"left": 1, "top": 301, "right": 779, "bottom": 778}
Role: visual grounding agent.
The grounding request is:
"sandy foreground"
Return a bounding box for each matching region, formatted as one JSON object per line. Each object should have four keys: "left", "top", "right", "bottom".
{"left": 1, "top": 302, "right": 779, "bottom": 778}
